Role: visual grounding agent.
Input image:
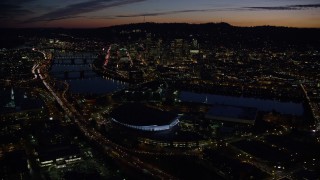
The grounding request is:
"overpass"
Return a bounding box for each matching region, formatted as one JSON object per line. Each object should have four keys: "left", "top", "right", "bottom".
{"left": 51, "top": 70, "right": 97, "bottom": 79}
{"left": 53, "top": 58, "right": 95, "bottom": 65}
{"left": 53, "top": 52, "right": 97, "bottom": 65}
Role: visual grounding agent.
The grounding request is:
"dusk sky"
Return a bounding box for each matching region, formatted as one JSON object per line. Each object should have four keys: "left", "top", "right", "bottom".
{"left": 1, "top": 0, "right": 320, "bottom": 28}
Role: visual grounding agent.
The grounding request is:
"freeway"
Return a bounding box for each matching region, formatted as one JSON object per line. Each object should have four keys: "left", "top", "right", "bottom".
{"left": 300, "top": 83, "right": 320, "bottom": 130}
{"left": 33, "top": 53, "right": 177, "bottom": 179}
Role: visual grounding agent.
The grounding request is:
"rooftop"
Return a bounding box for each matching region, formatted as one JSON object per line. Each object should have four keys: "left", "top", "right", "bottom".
{"left": 110, "top": 103, "right": 178, "bottom": 126}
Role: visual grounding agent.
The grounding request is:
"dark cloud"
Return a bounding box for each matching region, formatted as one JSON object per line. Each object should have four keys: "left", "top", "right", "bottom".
{"left": 1, "top": 0, "right": 36, "bottom": 4}
{"left": 115, "top": 3, "right": 320, "bottom": 18}
{"left": 38, "top": 16, "right": 85, "bottom": 22}
{"left": 291, "top": 4, "right": 320, "bottom": 8}
{"left": 24, "top": 0, "right": 146, "bottom": 23}
{"left": 87, "top": 16, "right": 116, "bottom": 20}
{"left": 247, "top": 3, "right": 320, "bottom": 10}
{"left": 116, "top": 8, "right": 229, "bottom": 18}
{"left": 0, "top": 4, "right": 33, "bottom": 19}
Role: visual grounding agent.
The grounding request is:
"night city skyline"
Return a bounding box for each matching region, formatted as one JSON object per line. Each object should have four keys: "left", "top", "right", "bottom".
{"left": 1, "top": 1, "right": 320, "bottom": 180}
{"left": 1, "top": 0, "right": 320, "bottom": 28}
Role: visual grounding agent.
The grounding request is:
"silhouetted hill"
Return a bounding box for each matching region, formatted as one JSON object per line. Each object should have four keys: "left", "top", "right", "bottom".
{"left": 0, "top": 23, "right": 319, "bottom": 49}
{"left": 103, "top": 22, "right": 320, "bottom": 48}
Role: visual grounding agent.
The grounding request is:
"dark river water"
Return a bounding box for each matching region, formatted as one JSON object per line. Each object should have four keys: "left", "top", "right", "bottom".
{"left": 50, "top": 58, "right": 304, "bottom": 115}
{"left": 50, "top": 59, "right": 127, "bottom": 94}
{"left": 179, "top": 91, "right": 304, "bottom": 116}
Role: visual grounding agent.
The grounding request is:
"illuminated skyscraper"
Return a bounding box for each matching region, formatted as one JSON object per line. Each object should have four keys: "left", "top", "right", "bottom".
{"left": 5, "top": 88, "right": 15, "bottom": 108}
{"left": 11, "top": 88, "right": 14, "bottom": 101}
